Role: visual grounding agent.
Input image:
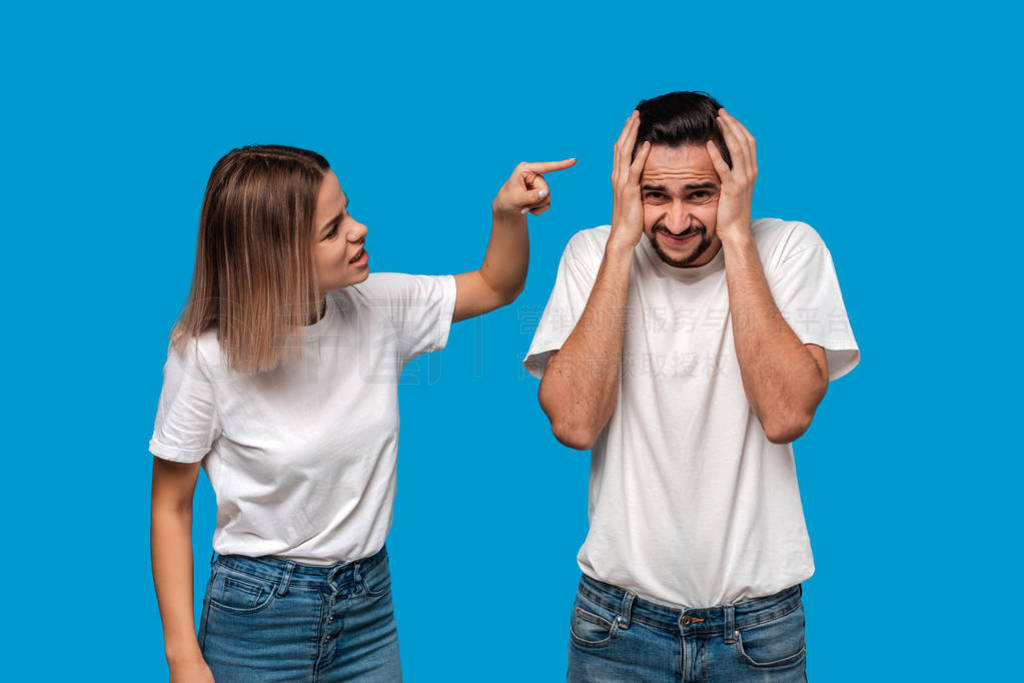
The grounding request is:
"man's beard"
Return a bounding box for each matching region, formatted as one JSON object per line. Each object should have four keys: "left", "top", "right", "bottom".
{"left": 648, "top": 223, "right": 714, "bottom": 267}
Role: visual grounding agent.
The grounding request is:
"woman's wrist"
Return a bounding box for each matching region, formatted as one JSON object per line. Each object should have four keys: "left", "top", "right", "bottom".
{"left": 165, "top": 635, "right": 204, "bottom": 666}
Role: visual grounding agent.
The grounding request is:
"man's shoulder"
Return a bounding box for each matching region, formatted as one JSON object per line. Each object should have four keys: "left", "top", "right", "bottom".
{"left": 559, "top": 225, "right": 611, "bottom": 266}
{"left": 567, "top": 224, "right": 612, "bottom": 250}
{"left": 751, "top": 218, "right": 826, "bottom": 260}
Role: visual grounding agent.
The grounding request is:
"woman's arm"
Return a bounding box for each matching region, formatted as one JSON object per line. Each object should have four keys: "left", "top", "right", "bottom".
{"left": 150, "top": 457, "right": 214, "bottom": 682}
{"left": 453, "top": 159, "right": 576, "bottom": 322}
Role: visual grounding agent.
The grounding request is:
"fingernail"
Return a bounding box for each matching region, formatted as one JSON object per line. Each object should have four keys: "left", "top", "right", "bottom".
{"left": 521, "top": 208, "right": 528, "bottom": 214}
{"left": 538, "top": 189, "right": 548, "bottom": 198}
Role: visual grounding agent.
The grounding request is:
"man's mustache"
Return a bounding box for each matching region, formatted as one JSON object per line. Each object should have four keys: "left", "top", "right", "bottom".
{"left": 652, "top": 224, "right": 705, "bottom": 237}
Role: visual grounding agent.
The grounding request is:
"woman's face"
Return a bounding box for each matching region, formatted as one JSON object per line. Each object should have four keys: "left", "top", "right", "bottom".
{"left": 313, "top": 169, "right": 369, "bottom": 291}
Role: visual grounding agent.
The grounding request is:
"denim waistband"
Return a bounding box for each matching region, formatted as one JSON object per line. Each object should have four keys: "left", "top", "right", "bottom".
{"left": 213, "top": 545, "right": 388, "bottom": 594}
{"left": 578, "top": 573, "right": 802, "bottom": 636}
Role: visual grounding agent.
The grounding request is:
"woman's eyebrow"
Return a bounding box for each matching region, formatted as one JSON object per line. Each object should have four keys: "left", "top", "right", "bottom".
{"left": 320, "top": 210, "right": 345, "bottom": 237}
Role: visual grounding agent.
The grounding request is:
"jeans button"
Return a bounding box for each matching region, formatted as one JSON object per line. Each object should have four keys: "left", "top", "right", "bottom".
{"left": 681, "top": 616, "right": 693, "bottom": 626}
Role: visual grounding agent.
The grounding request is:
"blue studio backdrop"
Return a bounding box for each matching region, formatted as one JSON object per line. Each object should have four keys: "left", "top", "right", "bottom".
{"left": 3, "top": 2, "right": 1020, "bottom": 680}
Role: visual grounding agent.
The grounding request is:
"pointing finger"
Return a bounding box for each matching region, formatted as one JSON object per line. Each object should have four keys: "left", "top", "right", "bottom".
{"left": 522, "top": 158, "right": 577, "bottom": 174}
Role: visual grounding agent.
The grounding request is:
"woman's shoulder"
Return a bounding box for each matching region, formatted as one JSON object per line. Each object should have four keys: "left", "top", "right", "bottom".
{"left": 166, "top": 326, "right": 226, "bottom": 377}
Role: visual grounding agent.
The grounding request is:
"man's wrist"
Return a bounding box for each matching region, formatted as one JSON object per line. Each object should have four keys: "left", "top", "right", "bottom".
{"left": 718, "top": 223, "right": 755, "bottom": 250}
{"left": 605, "top": 234, "right": 638, "bottom": 261}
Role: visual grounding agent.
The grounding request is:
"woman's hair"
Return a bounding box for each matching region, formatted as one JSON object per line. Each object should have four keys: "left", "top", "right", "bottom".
{"left": 171, "top": 144, "right": 331, "bottom": 375}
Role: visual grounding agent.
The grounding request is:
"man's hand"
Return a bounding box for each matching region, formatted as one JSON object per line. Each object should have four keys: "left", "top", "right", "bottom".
{"left": 493, "top": 159, "right": 577, "bottom": 216}
{"left": 609, "top": 111, "right": 653, "bottom": 250}
{"left": 706, "top": 109, "right": 757, "bottom": 242}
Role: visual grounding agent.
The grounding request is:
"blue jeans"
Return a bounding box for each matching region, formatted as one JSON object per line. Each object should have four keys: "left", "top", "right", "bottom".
{"left": 568, "top": 574, "right": 806, "bottom": 682}
{"left": 198, "top": 546, "right": 401, "bottom": 682}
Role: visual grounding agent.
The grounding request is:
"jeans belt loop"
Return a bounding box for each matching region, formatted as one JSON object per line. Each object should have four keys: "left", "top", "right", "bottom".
{"left": 352, "top": 561, "right": 364, "bottom": 594}
{"left": 723, "top": 604, "right": 736, "bottom": 643}
{"left": 277, "top": 561, "right": 295, "bottom": 597}
{"left": 618, "top": 591, "right": 636, "bottom": 629}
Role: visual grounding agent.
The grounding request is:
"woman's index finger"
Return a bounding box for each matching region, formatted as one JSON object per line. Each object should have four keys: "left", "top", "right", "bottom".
{"left": 523, "top": 158, "right": 578, "bottom": 174}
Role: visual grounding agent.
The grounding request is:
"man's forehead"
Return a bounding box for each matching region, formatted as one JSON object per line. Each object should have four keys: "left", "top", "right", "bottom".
{"left": 641, "top": 144, "right": 718, "bottom": 182}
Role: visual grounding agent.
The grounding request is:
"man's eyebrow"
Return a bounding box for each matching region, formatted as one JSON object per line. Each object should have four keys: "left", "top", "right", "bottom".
{"left": 640, "top": 182, "right": 717, "bottom": 193}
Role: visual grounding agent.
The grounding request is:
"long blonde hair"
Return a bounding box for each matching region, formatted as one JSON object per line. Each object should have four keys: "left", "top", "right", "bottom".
{"left": 172, "top": 145, "right": 330, "bottom": 374}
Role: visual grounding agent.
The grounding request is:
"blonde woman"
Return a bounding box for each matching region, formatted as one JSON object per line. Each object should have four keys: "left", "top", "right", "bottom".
{"left": 149, "top": 145, "right": 574, "bottom": 682}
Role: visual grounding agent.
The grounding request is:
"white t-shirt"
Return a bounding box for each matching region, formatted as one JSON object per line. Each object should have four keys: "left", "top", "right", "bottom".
{"left": 149, "top": 273, "right": 457, "bottom": 565}
{"left": 525, "top": 219, "right": 859, "bottom": 608}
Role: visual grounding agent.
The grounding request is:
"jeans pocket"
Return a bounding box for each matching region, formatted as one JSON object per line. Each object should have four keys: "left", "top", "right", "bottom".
{"left": 362, "top": 559, "right": 392, "bottom": 598}
{"left": 734, "top": 602, "right": 806, "bottom": 668}
{"left": 207, "top": 564, "right": 278, "bottom": 614}
{"left": 569, "top": 596, "right": 619, "bottom": 649}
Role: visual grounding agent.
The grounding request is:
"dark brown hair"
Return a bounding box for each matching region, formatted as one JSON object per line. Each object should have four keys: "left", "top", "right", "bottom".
{"left": 634, "top": 91, "right": 732, "bottom": 168}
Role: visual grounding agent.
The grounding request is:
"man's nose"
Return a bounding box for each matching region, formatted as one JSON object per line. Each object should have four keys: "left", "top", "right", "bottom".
{"left": 665, "top": 202, "right": 689, "bottom": 233}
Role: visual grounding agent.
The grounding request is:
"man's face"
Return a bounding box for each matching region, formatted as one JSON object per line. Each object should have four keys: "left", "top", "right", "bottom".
{"left": 641, "top": 143, "right": 722, "bottom": 267}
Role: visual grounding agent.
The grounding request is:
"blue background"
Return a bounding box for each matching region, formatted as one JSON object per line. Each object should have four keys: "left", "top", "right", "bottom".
{"left": 3, "top": 1, "right": 1019, "bottom": 680}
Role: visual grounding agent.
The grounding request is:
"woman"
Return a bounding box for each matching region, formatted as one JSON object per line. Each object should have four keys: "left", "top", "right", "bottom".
{"left": 150, "top": 145, "right": 574, "bottom": 681}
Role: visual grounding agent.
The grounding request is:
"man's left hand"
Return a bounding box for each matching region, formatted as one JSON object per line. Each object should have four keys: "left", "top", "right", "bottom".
{"left": 706, "top": 109, "right": 757, "bottom": 241}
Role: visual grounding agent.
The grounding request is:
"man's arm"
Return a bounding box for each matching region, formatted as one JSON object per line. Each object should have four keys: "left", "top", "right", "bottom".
{"left": 538, "top": 112, "right": 652, "bottom": 449}
{"left": 453, "top": 159, "right": 576, "bottom": 323}
{"left": 708, "top": 110, "right": 828, "bottom": 444}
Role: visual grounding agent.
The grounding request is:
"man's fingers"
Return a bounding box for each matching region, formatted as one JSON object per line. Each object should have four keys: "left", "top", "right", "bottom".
{"left": 613, "top": 112, "right": 640, "bottom": 184}
{"left": 717, "top": 110, "right": 751, "bottom": 178}
{"left": 522, "top": 158, "right": 577, "bottom": 175}
{"left": 614, "top": 110, "right": 639, "bottom": 150}
{"left": 705, "top": 140, "right": 731, "bottom": 181}
{"left": 722, "top": 110, "right": 758, "bottom": 174}
{"left": 629, "top": 140, "right": 652, "bottom": 177}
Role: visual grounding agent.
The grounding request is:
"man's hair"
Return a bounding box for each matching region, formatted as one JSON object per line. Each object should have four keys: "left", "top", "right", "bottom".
{"left": 634, "top": 91, "right": 732, "bottom": 168}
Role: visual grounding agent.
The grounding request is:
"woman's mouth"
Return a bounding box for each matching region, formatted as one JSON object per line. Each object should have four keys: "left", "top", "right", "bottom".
{"left": 349, "top": 247, "right": 368, "bottom": 266}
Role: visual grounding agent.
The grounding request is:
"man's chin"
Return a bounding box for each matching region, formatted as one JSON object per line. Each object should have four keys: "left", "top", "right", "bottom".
{"left": 650, "top": 233, "right": 717, "bottom": 268}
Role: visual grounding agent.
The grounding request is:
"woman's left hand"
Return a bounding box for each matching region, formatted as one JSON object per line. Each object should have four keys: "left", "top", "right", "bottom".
{"left": 493, "top": 159, "right": 577, "bottom": 216}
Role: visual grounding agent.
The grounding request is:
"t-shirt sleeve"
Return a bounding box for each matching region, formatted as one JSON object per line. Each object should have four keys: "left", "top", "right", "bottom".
{"left": 523, "top": 231, "right": 602, "bottom": 379}
{"left": 360, "top": 273, "right": 457, "bottom": 363}
{"left": 768, "top": 235, "right": 860, "bottom": 381}
{"left": 148, "top": 340, "right": 221, "bottom": 463}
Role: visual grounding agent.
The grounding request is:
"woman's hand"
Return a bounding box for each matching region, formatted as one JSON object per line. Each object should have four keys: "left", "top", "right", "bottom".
{"left": 493, "top": 158, "right": 577, "bottom": 216}
{"left": 169, "top": 655, "right": 215, "bottom": 683}
{"left": 609, "top": 111, "right": 653, "bottom": 251}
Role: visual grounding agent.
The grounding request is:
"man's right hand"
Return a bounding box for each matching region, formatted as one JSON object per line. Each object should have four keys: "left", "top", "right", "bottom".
{"left": 609, "top": 111, "right": 652, "bottom": 251}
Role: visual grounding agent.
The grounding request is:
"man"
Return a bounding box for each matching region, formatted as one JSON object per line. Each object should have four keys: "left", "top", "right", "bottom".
{"left": 524, "top": 91, "right": 859, "bottom": 681}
